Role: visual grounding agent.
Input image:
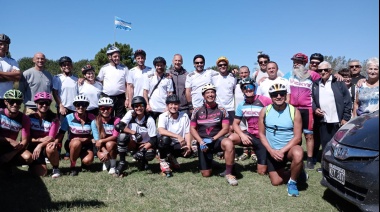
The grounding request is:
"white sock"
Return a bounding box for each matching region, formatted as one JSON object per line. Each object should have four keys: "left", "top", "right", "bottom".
{"left": 288, "top": 178, "right": 296, "bottom": 184}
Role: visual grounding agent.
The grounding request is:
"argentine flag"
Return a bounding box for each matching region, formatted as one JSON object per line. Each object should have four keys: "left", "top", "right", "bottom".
{"left": 115, "top": 16, "right": 132, "bottom": 31}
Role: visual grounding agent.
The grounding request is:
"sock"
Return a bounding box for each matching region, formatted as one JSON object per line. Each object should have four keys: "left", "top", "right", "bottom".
{"left": 307, "top": 157, "right": 313, "bottom": 162}
{"left": 225, "top": 164, "right": 233, "bottom": 175}
{"left": 110, "top": 159, "right": 116, "bottom": 168}
{"left": 53, "top": 166, "right": 58, "bottom": 169}
{"left": 243, "top": 147, "right": 249, "bottom": 154}
{"left": 70, "top": 161, "right": 76, "bottom": 168}
{"left": 288, "top": 178, "right": 296, "bottom": 184}
{"left": 119, "top": 152, "right": 126, "bottom": 162}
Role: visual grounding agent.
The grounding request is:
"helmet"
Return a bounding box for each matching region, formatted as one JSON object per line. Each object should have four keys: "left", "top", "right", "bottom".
{"left": 153, "top": 56, "right": 166, "bottom": 66}
{"left": 98, "top": 97, "right": 114, "bottom": 107}
{"left": 310, "top": 53, "right": 324, "bottom": 62}
{"left": 82, "top": 64, "right": 95, "bottom": 75}
{"left": 34, "top": 92, "right": 52, "bottom": 102}
{"left": 106, "top": 46, "right": 120, "bottom": 55}
{"left": 131, "top": 96, "right": 147, "bottom": 107}
{"left": 0, "top": 34, "right": 11, "bottom": 44}
{"left": 201, "top": 83, "right": 216, "bottom": 95}
{"left": 240, "top": 77, "right": 256, "bottom": 90}
{"left": 73, "top": 94, "right": 89, "bottom": 104}
{"left": 59, "top": 56, "right": 72, "bottom": 66}
{"left": 268, "top": 83, "right": 287, "bottom": 94}
{"left": 3, "top": 89, "right": 23, "bottom": 100}
{"left": 134, "top": 49, "right": 146, "bottom": 58}
{"left": 291, "top": 53, "right": 308, "bottom": 64}
{"left": 216, "top": 56, "right": 229, "bottom": 66}
{"left": 166, "top": 94, "right": 180, "bottom": 104}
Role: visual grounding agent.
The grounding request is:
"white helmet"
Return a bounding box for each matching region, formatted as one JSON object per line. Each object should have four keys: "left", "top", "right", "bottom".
{"left": 73, "top": 94, "right": 89, "bottom": 104}
{"left": 268, "top": 83, "right": 287, "bottom": 94}
{"left": 106, "top": 46, "right": 120, "bottom": 55}
{"left": 98, "top": 97, "right": 114, "bottom": 107}
{"left": 201, "top": 83, "right": 216, "bottom": 95}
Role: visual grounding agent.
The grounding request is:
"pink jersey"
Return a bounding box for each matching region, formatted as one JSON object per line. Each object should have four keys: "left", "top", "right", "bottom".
{"left": 288, "top": 75, "right": 314, "bottom": 108}
{"left": 29, "top": 111, "right": 60, "bottom": 139}
{"left": 0, "top": 109, "right": 30, "bottom": 140}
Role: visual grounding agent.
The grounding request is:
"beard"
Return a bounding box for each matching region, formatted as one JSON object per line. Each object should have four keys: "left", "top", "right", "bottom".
{"left": 293, "top": 65, "right": 310, "bottom": 81}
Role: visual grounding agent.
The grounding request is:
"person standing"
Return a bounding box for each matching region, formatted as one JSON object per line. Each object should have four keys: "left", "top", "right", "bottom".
{"left": 169, "top": 54, "right": 190, "bottom": 116}
{"left": 79, "top": 64, "right": 103, "bottom": 116}
{"left": 19, "top": 52, "right": 53, "bottom": 115}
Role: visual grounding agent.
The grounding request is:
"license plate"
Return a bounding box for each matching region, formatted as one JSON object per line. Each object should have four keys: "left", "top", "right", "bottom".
{"left": 329, "top": 163, "right": 345, "bottom": 185}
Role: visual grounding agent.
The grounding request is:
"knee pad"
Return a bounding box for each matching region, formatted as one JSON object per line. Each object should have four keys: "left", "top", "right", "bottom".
{"left": 115, "top": 122, "right": 127, "bottom": 133}
{"left": 158, "top": 136, "right": 172, "bottom": 149}
{"left": 145, "top": 149, "right": 156, "bottom": 161}
{"left": 117, "top": 133, "right": 130, "bottom": 153}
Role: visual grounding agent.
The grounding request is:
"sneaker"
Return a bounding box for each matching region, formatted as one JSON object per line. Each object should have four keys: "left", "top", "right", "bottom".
{"left": 306, "top": 158, "right": 314, "bottom": 170}
{"left": 225, "top": 174, "right": 238, "bottom": 186}
{"left": 167, "top": 154, "right": 180, "bottom": 170}
{"left": 70, "top": 167, "right": 78, "bottom": 176}
{"left": 238, "top": 153, "right": 249, "bottom": 161}
{"left": 45, "top": 158, "right": 51, "bottom": 164}
{"left": 159, "top": 161, "right": 172, "bottom": 174}
{"left": 251, "top": 154, "right": 258, "bottom": 163}
{"left": 191, "top": 140, "right": 198, "bottom": 157}
{"left": 52, "top": 168, "right": 61, "bottom": 178}
{"left": 316, "top": 167, "right": 323, "bottom": 173}
{"left": 102, "top": 163, "right": 107, "bottom": 171}
{"left": 298, "top": 169, "right": 309, "bottom": 184}
{"left": 108, "top": 167, "right": 116, "bottom": 175}
{"left": 115, "top": 161, "right": 127, "bottom": 177}
{"left": 219, "top": 166, "right": 237, "bottom": 177}
{"left": 287, "top": 181, "right": 299, "bottom": 197}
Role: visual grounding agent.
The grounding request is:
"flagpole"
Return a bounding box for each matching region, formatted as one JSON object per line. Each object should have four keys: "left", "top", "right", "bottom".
{"left": 114, "top": 16, "right": 116, "bottom": 46}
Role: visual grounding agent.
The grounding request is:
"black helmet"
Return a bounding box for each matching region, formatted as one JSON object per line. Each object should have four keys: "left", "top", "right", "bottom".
{"left": 134, "top": 49, "right": 146, "bottom": 58}
{"left": 310, "top": 53, "right": 324, "bottom": 62}
{"left": 59, "top": 56, "right": 72, "bottom": 66}
{"left": 0, "top": 34, "right": 11, "bottom": 44}
{"left": 153, "top": 56, "right": 166, "bottom": 66}
{"left": 131, "top": 96, "right": 147, "bottom": 107}
{"left": 82, "top": 64, "right": 94, "bottom": 75}
{"left": 166, "top": 94, "right": 180, "bottom": 104}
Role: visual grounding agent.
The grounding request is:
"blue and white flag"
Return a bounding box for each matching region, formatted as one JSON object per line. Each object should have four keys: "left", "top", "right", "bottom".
{"left": 115, "top": 16, "right": 132, "bottom": 31}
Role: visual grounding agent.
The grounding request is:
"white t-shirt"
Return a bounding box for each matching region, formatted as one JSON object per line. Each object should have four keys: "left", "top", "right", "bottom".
{"left": 97, "top": 63, "right": 129, "bottom": 96}
{"left": 212, "top": 72, "right": 237, "bottom": 111}
{"left": 52, "top": 74, "right": 78, "bottom": 111}
{"left": 157, "top": 111, "right": 190, "bottom": 139}
{"left": 78, "top": 81, "right": 103, "bottom": 110}
{"left": 0, "top": 57, "right": 20, "bottom": 97}
{"left": 143, "top": 72, "right": 173, "bottom": 112}
{"left": 185, "top": 69, "right": 218, "bottom": 108}
{"left": 252, "top": 69, "right": 284, "bottom": 84}
{"left": 256, "top": 77, "right": 290, "bottom": 98}
{"left": 120, "top": 110, "right": 157, "bottom": 143}
{"left": 127, "top": 66, "right": 153, "bottom": 97}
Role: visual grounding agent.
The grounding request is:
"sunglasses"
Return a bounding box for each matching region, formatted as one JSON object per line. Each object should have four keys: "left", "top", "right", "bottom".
{"left": 99, "top": 106, "right": 112, "bottom": 111}
{"left": 310, "top": 61, "right": 320, "bottom": 65}
{"left": 243, "top": 84, "right": 255, "bottom": 90}
{"left": 74, "top": 102, "right": 89, "bottom": 108}
{"left": 269, "top": 91, "right": 287, "bottom": 98}
{"left": 194, "top": 62, "right": 204, "bottom": 65}
{"left": 132, "top": 103, "right": 145, "bottom": 108}
{"left": 218, "top": 63, "right": 227, "bottom": 67}
{"left": 349, "top": 65, "right": 361, "bottom": 68}
{"left": 316, "top": 68, "right": 330, "bottom": 73}
{"left": 61, "top": 63, "right": 72, "bottom": 67}
{"left": 258, "top": 61, "right": 268, "bottom": 65}
{"left": 6, "top": 100, "right": 22, "bottom": 105}
{"left": 37, "top": 101, "right": 51, "bottom": 106}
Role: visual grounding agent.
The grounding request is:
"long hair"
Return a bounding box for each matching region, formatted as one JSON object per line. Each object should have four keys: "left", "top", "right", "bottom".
{"left": 96, "top": 114, "right": 106, "bottom": 139}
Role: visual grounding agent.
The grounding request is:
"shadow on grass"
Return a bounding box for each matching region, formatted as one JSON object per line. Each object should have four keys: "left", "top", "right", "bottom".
{"left": 0, "top": 168, "right": 105, "bottom": 211}
{"left": 322, "top": 188, "right": 361, "bottom": 212}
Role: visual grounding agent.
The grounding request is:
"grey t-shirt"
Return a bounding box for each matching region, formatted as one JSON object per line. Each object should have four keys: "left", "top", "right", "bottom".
{"left": 19, "top": 67, "right": 53, "bottom": 108}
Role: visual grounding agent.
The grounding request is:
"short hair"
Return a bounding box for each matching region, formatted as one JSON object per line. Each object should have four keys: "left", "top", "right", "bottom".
{"left": 348, "top": 59, "right": 361, "bottom": 65}
{"left": 267, "top": 61, "right": 278, "bottom": 69}
{"left": 318, "top": 61, "right": 332, "bottom": 69}
{"left": 257, "top": 54, "right": 270, "bottom": 62}
{"left": 366, "top": 57, "right": 379, "bottom": 68}
{"left": 193, "top": 54, "right": 205, "bottom": 63}
{"left": 239, "top": 65, "right": 250, "bottom": 72}
{"left": 338, "top": 68, "right": 351, "bottom": 78}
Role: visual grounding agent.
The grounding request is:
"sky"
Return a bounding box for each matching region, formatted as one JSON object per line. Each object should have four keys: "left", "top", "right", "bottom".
{"left": 2, "top": 0, "right": 379, "bottom": 74}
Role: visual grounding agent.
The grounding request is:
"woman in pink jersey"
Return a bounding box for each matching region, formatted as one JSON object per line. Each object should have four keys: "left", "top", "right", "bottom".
{"left": 28, "top": 92, "right": 61, "bottom": 178}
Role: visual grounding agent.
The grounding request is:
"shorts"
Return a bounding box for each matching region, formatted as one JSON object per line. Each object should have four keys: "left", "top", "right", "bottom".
{"left": 0, "top": 142, "right": 26, "bottom": 165}
{"left": 298, "top": 108, "right": 313, "bottom": 134}
{"left": 27, "top": 143, "right": 47, "bottom": 165}
{"left": 198, "top": 137, "right": 224, "bottom": 170}
{"left": 266, "top": 151, "right": 289, "bottom": 172}
{"left": 228, "top": 111, "right": 235, "bottom": 125}
{"left": 240, "top": 131, "right": 267, "bottom": 165}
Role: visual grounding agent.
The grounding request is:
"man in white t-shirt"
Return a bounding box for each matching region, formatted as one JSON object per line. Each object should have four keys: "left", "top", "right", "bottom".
{"left": 157, "top": 94, "right": 192, "bottom": 176}
{"left": 252, "top": 54, "right": 284, "bottom": 85}
{"left": 143, "top": 57, "right": 173, "bottom": 121}
{"left": 0, "top": 34, "right": 21, "bottom": 108}
{"left": 185, "top": 54, "right": 218, "bottom": 112}
{"left": 127, "top": 49, "right": 153, "bottom": 109}
{"left": 256, "top": 61, "right": 290, "bottom": 101}
{"left": 212, "top": 56, "right": 237, "bottom": 128}
{"left": 97, "top": 46, "right": 129, "bottom": 118}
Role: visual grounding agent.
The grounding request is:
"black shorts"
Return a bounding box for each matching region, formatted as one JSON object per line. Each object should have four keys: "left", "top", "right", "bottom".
{"left": 0, "top": 142, "right": 26, "bottom": 165}
{"left": 240, "top": 131, "right": 267, "bottom": 165}
{"left": 266, "top": 151, "right": 289, "bottom": 172}
{"left": 27, "top": 143, "right": 47, "bottom": 165}
{"left": 228, "top": 111, "right": 235, "bottom": 125}
{"left": 198, "top": 137, "right": 224, "bottom": 170}
{"left": 298, "top": 108, "right": 313, "bottom": 134}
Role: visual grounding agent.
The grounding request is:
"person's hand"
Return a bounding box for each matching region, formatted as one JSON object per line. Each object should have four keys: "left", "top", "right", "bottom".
{"left": 269, "top": 149, "right": 284, "bottom": 162}
{"left": 46, "top": 142, "right": 57, "bottom": 151}
{"left": 59, "top": 104, "right": 67, "bottom": 116}
{"left": 315, "top": 108, "right": 324, "bottom": 117}
{"left": 356, "top": 78, "right": 366, "bottom": 88}
{"left": 182, "top": 145, "right": 191, "bottom": 157}
{"left": 98, "top": 151, "right": 109, "bottom": 162}
{"left": 39, "top": 137, "right": 51, "bottom": 143}
{"left": 341, "top": 119, "right": 348, "bottom": 126}
{"left": 95, "top": 140, "right": 102, "bottom": 149}
{"left": 124, "top": 99, "right": 129, "bottom": 108}
{"left": 128, "top": 103, "right": 133, "bottom": 110}
{"left": 334, "top": 73, "right": 344, "bottom": 82}
{"left": 200, "top": 142, "right": 208, "bottom": 152}
{"left": 177, "top": 136, "right": 185, "bottom": 147}
{"left": 78, "top": 78, "right": 85, "bottom": 85}
{"left": 32, "top": 144, "right": 42, "bottom": 160}
{"left": 146, "top": 104, "right": 152, "bottom": 112}
{"left": 239, "top": 133, "right": 252, "bottom": 146}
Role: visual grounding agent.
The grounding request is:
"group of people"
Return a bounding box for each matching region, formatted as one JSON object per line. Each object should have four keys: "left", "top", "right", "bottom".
{"left": 1, "top": 33, "right": 379, "bottom": 197}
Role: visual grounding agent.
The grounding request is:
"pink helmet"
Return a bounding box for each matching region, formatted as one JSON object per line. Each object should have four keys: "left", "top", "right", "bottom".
{"left": 34, "top": 92, "right": 52, "bottom": 102}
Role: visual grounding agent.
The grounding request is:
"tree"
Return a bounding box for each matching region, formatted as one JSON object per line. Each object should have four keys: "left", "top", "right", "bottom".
{"left": 17, "top": 57, "right": 34, "bottom": 71}
{"left": 323, "top": 55, "right": 349, "bottom": 73}
{"left": 94, "top": 42, "right": 135, "bottom": 70}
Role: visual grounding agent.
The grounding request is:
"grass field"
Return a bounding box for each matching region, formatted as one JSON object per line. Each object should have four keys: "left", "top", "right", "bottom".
{"left": 0, "top": 102, "right": 361, "bottom": 211}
